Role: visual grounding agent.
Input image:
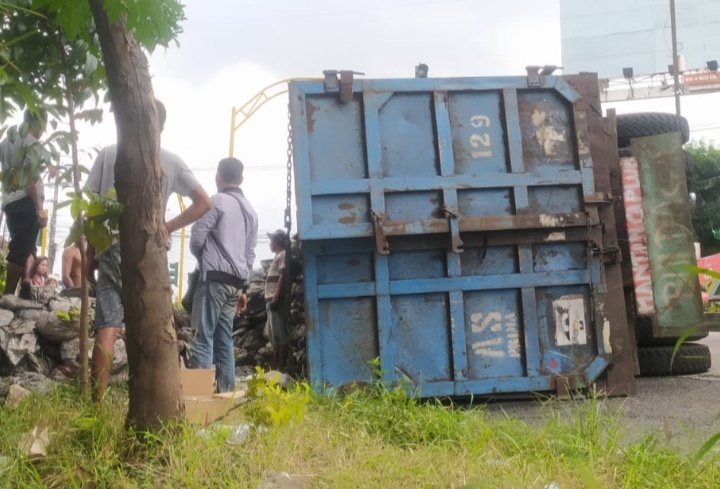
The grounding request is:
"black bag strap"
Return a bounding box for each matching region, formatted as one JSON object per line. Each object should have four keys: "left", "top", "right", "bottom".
{"left": 206, "top": 190, "right": 254, "bottom": 281}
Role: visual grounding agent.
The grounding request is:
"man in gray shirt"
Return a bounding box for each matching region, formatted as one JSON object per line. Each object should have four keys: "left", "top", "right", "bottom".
{"left": 86, "top": 99, "right": 211, "bottom": 402}
{"left": 188, "top": 157, "right": 258, "bottom": 393}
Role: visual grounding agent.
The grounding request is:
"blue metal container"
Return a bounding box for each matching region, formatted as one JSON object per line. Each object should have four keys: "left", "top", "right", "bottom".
{"left": 290, "top": 72, "right": 634, "bottom": 397}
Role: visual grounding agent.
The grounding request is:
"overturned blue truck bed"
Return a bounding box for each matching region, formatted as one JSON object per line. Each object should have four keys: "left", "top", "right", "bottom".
{"left": 289, "top": 72, "right": 635, "bottom": 398}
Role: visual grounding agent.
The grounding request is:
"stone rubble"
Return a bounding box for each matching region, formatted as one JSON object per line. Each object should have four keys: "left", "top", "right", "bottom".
{"left": 0, "top": 290, "right": 128, "bottom": 392}
{"left": 1, "top": 248, "right": 308, "bottom": 397}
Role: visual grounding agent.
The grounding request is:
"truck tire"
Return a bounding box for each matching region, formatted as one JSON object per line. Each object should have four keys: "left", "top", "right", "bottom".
{"left": 617, "top": 112, "right": 690, "bottom": 147}
{"left": 683, "top": 149, "right": 693, "bottom": 175}
{"left": 637, "top": 343, "right": 711, "bottom": 376}
{"left": 635, "top": 316, "right": 707, "bottom": 346}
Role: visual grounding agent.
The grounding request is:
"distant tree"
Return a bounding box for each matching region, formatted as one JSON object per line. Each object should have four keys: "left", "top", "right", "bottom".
{"left": 687, "top": 141, "right": 720, "bottom": 256}
{"left": 0, "top": 0, "right": 108, "bottom": 395}
{"left": 2, "top": 0, "right": 186, "bottom": 431}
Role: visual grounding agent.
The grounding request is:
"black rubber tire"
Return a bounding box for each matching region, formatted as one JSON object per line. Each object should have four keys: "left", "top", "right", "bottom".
{"left": 617, "top": 112, "right": 690, "bottom": 147}
{"left": 637, "top": 343, "right": 711, "bottom": 376}
{"left": 683, "top": 149, "right": 693, "bottom": 175}
{"left": 635, "top": 316, "right": 707, "bottom": 346}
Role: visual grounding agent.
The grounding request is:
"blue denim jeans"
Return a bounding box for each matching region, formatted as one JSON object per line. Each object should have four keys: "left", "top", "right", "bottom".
{"left": 188, "top": 279, "right": 241, "bottom": 393}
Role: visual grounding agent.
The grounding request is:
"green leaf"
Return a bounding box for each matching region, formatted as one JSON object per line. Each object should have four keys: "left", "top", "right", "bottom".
{"left": 55, "top": 198, "right": 73, "bottom": 210}
{"left": 670, "top": 326, "right": 706, "bottom": 369}
{"left": 55, "top": 1, "right": 93, "bottom": 42}
{"left": 686, "top": 264, "right": 720, "bottom": 280}
{"left": 69, "top": 198, "right": 80, "bottom": 220}
{"left": 693, "top": 432, "right": 720, "bottom": 464}
{"left": 64, "top": 222, "right": 83, "bottom": 247}
{"left": 86, "top": 221, "right": 111, "bottom": 252}
{"left": 85, "top": 200, "right": 105, "bottom": 217}
{"left": 58, "top": 136, "right": 69, "bottom": 154}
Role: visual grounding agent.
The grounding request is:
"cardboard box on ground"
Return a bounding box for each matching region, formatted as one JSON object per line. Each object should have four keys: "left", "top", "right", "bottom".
{"left": 180, "top": 366, "right": 246, "bottom": 425}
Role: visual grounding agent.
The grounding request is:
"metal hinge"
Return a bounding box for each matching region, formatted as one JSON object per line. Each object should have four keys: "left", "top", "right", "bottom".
{"left": 441, "top": 206, "right": 464, "bottom": 253}
{"left": 323, "top": 70, "right": 365, "bottom": 102}
{"left": 369, "top": 210, "right": 390, "bottom": 255}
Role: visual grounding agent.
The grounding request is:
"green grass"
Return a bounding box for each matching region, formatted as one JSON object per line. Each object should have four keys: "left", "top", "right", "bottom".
{"left": 0, "top": 383, "right": 718, "bottom": 488}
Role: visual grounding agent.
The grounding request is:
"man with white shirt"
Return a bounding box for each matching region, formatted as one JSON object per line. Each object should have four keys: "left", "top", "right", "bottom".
{"left": 187, "top": 157, "right": 258, "bottom": 393}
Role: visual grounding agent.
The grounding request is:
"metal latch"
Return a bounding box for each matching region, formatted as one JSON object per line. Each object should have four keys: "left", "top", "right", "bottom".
{"left": 552, "top": 374, "right": 586, "bottom": 399}
{"left": 322, "top": 70, "right": 365, "bottom": 102}
{"left": 442, "top": 206, "right": 464, "bottom": 253}
{"left": 585, "top": 192, "right": 616, "bottom": 206}
{"left": 369, "top": 210, "right": 390, "bottom": 255}
{"left": 590, "top": 243, "right": 622, "bottom": 264}
{"left": 525, "top": 65, "right": 563, "bottom": 88}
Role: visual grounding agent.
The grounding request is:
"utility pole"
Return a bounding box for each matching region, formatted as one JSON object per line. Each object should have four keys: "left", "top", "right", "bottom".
{"left": 670, "top": 0, "right": 682, "bottom": 116}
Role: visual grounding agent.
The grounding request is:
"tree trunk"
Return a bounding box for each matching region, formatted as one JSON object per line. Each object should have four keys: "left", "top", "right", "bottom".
{"left": 88, "top": 0, "right": 183, "bottom": 430}
{"left": 61, "top": 59, "right": 90, "bottom": 396}
{"left": 47, "top": 177, "right": 60, "bottom": 271}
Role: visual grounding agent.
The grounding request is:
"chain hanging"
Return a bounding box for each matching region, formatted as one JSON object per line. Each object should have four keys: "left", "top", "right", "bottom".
{"left": 283, "top": 105, "right": 294, "bottom": 314}
{"left": 284, "top": 106, "right": 293, "bottom": 238}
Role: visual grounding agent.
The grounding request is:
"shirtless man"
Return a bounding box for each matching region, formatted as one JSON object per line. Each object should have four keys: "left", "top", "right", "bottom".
{"left": 61, "top": 238, "right": 85, "bottom": 289}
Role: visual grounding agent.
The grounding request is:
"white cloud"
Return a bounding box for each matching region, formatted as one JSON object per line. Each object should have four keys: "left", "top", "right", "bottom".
{"left": 46, "top": 59, "right": 290, "bottom": 275}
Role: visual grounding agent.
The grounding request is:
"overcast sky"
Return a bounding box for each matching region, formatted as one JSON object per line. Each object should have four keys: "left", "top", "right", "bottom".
{"left": 29, "top": 0, "right": 720, "bottom": 281}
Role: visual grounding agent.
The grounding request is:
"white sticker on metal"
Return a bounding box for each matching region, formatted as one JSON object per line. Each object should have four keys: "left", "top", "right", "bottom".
{"left": 553, "top": 295, "right": 588, "bottom": 346}
{"left": 546, "top": 232, "right": 566, "bottom": 242}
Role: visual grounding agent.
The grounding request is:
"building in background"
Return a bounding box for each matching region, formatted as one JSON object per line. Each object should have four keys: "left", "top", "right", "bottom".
{"left": 561, "top": 0, "right": 720, "bottom": 79}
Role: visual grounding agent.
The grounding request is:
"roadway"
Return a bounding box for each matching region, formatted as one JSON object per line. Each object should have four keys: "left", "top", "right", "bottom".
{"left": 487, "top": 332, "right": 720, "bottom": 451}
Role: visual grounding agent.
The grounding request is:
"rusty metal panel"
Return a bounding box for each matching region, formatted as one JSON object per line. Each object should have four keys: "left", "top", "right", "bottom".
{"left": 562, "top": 75, "right": 636, "bottom": 396}
{"left": 603, "top": 108, "right": 640, "bottom": 379}
{"left": 631, "top": 134, "right": 704, "bottom": 332}
{"left": 294, "top": 74, "right": 632, "bottom": 398}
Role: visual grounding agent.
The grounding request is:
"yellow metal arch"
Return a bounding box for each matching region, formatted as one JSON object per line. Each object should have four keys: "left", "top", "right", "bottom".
{"left": 228, "top": 77, "right": 320, "bottom": 157}
{"left": 167, "top": 77, "right": 319, "bottom": 306}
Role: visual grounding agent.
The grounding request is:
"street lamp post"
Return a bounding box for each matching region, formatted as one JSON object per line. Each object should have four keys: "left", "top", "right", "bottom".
{"left": 670, "top": 0, "right": 682, "bottom": 116}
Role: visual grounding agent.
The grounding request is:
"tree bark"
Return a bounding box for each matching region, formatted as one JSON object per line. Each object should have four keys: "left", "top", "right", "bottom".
{"left": 88, "top": 0, "right": 183, "bottom": 430}
{"left": 47, "top": 177, "right": 59, "bottom": 271}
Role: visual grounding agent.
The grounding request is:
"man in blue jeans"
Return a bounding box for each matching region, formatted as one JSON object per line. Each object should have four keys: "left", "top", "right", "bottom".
{"left": 188, "top": 157, "right": 258, "bottom": 393}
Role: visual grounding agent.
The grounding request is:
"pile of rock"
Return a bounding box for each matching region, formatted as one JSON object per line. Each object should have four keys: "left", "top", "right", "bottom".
{"left": 175, "top": 256, "right": 308, "bottom": 379}
{"left": 0, "top": 294, "right": 128, "bottom": 390}
{"left": 0, "top": 253, "right": 309, "bottom": 393}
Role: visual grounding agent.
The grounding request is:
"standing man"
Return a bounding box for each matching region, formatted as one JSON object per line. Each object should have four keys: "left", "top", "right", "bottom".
{"left": 264, "top": 229, "right": 290, "bottom": 372}
{"left": 0, "top": 109, "right": 48, "bottom": 298}
{"left": 86, "top": 99, "right": 211, "bottom": 402}
{"left": 188, "top": 157, "right": 258, "bottom": 393}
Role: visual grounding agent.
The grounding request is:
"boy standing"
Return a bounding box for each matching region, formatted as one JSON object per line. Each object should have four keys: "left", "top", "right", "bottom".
{"left": 265, "top": 229, "right": 290, "bottom": 372}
